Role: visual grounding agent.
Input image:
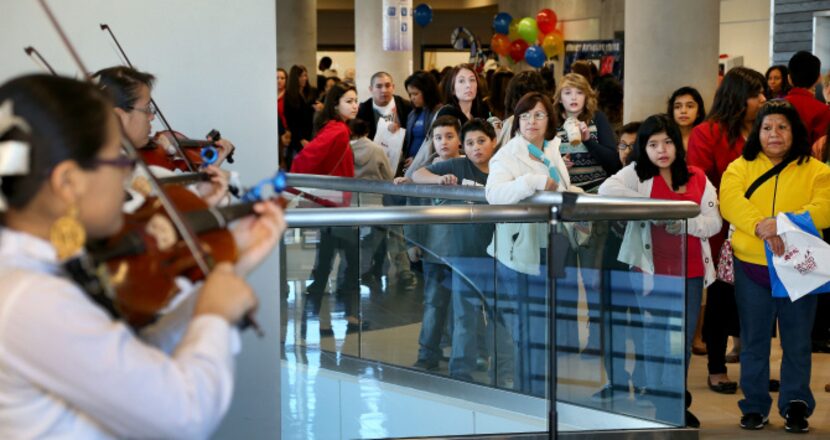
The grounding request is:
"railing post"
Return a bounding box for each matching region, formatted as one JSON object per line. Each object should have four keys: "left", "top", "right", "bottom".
{"left": 547, "top": 205, "right": 559, "bottom": 440}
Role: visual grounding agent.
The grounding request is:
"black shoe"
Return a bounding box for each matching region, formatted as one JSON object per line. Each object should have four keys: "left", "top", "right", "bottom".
{"left": 685, "top": 410, "right": 700, "bottom": 428}
{"left": 770, "top": 379, "right": 781, "bottom": 392}
{"left": 740, "top": 413, "right": 769, "bottom": 430}
{"left": 413, "top": 359, "right": 439, "bottom": 370}
{"left": 591, "top": 384, "right": 615, "bottom": 402}
{"left": 784, "top": 400, "right": 809, "bottom": 433}
{"left": 346, "top": 320, "right": 370, "bottom": 333}
{"left": 811, "top": 339, "right": 830, "bottom": 353}
{"left": 708, "top": 377, "right": 738, "bottom": 394}
{"left": 319, "top": 327, "right": 335, "bottom": 336}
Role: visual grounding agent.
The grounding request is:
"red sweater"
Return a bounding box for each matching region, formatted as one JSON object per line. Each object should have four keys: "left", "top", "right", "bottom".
{"left": 290, "top": 120, "right": 355, "bottom": 178}
{"left": 687, "top": 121, "right": 744, "bottom": 265}
{"left": 786, "top": 88, "right": 830, "bottom": 145}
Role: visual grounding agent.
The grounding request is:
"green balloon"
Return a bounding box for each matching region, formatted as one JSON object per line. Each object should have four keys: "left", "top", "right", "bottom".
{"left": 517, "top": 17, "right": 538, "bottom": 44}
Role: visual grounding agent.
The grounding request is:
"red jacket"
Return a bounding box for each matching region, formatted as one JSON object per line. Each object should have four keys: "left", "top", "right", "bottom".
{"left": 687, "top": 120, "right": 745, "bottom": 264}
{"left": 290, "top": 120, "right": 355, "bottom": 178}
{"left": 786, "top": 88, "right": 830, "bottom": 145}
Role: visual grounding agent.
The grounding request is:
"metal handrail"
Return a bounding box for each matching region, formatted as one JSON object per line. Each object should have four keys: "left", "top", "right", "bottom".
{"left": 285, "top": 174, "right": 701, "bottom": 222}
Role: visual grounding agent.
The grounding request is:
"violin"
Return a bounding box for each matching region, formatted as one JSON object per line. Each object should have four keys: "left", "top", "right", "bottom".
{"left": 89, "top": 171, "right": 286, "bottom": 328}
{"left": 142, "top": 129, "right": 228, "bottom": 172}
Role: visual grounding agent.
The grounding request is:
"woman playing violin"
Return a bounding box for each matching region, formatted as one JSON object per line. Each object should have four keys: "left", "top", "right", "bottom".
{"left": 0, "top": 74, "right": 285, "bottom": 438}
{"left": 93, "top": 66, "right": 232, "bottom": 206}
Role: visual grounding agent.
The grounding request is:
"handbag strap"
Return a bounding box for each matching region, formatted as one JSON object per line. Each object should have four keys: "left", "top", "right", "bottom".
{"left": 744, "top": 157, "right": 794, "bottom": 199}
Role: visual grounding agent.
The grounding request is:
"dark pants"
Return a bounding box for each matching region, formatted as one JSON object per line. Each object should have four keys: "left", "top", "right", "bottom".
{"left": 734, "top": 258, "right": 817, "bottom": 418}
{"left": 601, "top": 269, "right": 645, "bottom": 391}
{"left": 417, "top": 262, "right": 453, "bottom": 363}
{"left": 703, "top": 280, "right": 740, "bottom": 374}
{"left": 306, "top": 227, "right": 360, "bottom": 319}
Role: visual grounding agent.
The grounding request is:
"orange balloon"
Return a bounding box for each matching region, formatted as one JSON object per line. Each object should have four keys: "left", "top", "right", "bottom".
{"left": 542, "top": 32, "right": 564, "bottom": 58}
{"left": 490, "top": 33, "right": 511, "bottom": 56}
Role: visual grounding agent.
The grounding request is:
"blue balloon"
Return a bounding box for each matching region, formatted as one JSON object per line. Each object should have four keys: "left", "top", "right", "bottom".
{"left": 413, "top": 3, "right": 433, "bottom": 27}
{"left": 492, "top": 12, "right": 512, "bottom": 35}
{"left": 525, "top": 45, "right": 546, "bottom": 68}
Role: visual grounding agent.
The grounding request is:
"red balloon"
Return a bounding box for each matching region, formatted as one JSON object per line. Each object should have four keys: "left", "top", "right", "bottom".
{"left": 536, "top": 8, "right": 558, "bottom": 35}
{"left": 490, "top": 33, "right": 511, "bottom": 56}
{"left": 509, "top": 39, "right": 529, "bottom": 62}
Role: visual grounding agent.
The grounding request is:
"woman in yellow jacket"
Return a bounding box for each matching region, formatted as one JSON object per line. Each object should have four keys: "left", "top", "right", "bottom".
{"left": 720, "top": 100, "right": 830, "bottom": 433}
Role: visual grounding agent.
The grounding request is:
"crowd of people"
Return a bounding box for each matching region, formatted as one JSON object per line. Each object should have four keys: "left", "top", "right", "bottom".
{"left": 281, "top": 50, "right": 830, "bottom": 434}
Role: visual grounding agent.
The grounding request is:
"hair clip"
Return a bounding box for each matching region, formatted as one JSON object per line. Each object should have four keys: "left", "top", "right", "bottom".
{"left": 0, "top": 100, "right": 31, "bottom": 177}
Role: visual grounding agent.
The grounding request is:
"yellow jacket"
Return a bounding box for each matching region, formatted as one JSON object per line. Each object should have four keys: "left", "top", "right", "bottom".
{"left": 720, "top": 154, "right": 830, "bottom": 265}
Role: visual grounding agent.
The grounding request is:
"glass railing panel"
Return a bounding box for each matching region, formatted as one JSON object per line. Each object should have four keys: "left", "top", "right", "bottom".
{"left": 554, "top": 218, "right": 689, "bottom": 428}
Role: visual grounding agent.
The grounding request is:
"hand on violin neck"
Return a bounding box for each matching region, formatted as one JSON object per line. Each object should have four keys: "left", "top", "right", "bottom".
{"left": 194, "top": 262, "right": 258, "bottom": 325}
{"left": 231, "top": 200, "right": 287, "bottom": 277}
{"left": 195, "top": 165, "right": 230, "bottom": 206}
{"left": 213, "top": 138, "right": 235, "bottom": 165}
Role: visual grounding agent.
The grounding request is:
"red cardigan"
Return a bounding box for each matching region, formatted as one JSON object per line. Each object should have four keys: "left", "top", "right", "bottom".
{"left": 290, "top": 120, "right": 355, "bottom": 178}
{"left": 687, "top": 120, "right": 745, "bottom": 264}
{"left": 786, "top": 88, "right": 830, "bottom": 145}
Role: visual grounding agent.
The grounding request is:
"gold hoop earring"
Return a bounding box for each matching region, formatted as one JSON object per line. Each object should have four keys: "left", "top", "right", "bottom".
{"left": 50, "top": 205, "right": 86, "bottom": 260}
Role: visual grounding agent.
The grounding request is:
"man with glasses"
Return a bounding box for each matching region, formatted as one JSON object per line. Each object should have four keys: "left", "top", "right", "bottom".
{"left": 617, "top": 121, "right": 641, "bottom": 166}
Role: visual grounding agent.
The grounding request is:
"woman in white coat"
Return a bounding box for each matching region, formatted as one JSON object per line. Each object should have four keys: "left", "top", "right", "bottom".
{"left": 485, "top": 92, "right": 574, "bottom": 396}
{"left": 598, "top": 114, "right": 722, "bottom": 428}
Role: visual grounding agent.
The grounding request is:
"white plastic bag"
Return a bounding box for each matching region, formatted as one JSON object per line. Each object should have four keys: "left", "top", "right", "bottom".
{"left": 771, "top": 212, "right": 830, "bottom": 302}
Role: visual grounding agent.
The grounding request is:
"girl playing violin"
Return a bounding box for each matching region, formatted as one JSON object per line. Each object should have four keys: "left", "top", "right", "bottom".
{"left": 93, "top": 66, "right": 232, "bottom": 206}
{"left": 0, "top": 74, "right": 285, "bottom": 438}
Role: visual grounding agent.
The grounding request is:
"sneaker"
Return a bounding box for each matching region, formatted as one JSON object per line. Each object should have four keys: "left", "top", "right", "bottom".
{"left": 740, "top": 413, "right": 768, "bottom": 430}
{"left": 784, "top": 401, "right": 809, "bottom": 433}
{"left": 591, "top": 384, "right": 615, "bottom": 402}
{"left": 412, "top": 359, "right": 439, "bottom": 370}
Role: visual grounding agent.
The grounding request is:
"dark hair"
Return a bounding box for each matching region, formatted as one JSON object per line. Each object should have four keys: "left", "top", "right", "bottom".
{"left": 539, "top": 65, "right": 557, "bottom": 95}
{"left": 764, "top": 65, "right": 791, "bottom": 97}
{"left": 503, "top": 71, "right": 546, "bottom": 118}
{"left": 596, "top": 74, "right": 623, "bottom": 126}
{"left": 667, "top": 86, "right": 706, "bottom": 127}
{"left": 92, "top": 66, "right": 155, "bottom": 110}
{"left": 788, "top": 51, "right": 821, "bottom": 89}
{"left": 742, "top": 100, "right": 812, "bottom": 165}
{"left": 571, "top": 60, "right": 597, "bottom": 86}
{"left": 313, "top": 82, "right": 356, "bottom": 133}
{"left": 442, "top": 64, "right": 486, "bottom": 116}
{"left": 277, "top": 67, "right": 287, "bottom": 80}
{"left": 429, "top": 115, "right": 461, "bottom": 137}
{"left": 318, "top": 56, "right": 332, "bottom": 70}
{"left": 511, "top": 92, "right": 558, "bottom": 139}
{"left": 286, "top": 65, "right": 313, "bottom": 107}
{"left": 370, "top": 71, "right": 393, "bottom": 87}
{"left": 706, "top": 66, "right": 766, "bottom": 147}
{"left": 634, "top": 114, "right": 690, "bottom": 191}
{"left": 621, "top": 121, "right": 642, "bottom": 135}
{"left": 486, "top": 70, "right": 514, "bottom": 119}
{"left": 348, "top": 118, "right": 369, "bottom": 138}
{"left": 461, "top": 118, "right": 496, "bottom": 141}
{"left": 404, "top": 71, "right": 441, "bottom": 110}
{"left": 0, "top": 75, "right": 114, "bottom": 209}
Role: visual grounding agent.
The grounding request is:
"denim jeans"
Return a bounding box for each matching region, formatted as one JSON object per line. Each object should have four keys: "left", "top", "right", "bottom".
{"left": 448, "top": 256, "right": 513, "bottom": 383}
{"left": 734, "top": 258, "right": 817, "bottom": 418}
{"left": 417, "top": 262, "right": 453, "bottom": 362}
{"left": 633, "top": 274, "right": 702, "bottom": 426}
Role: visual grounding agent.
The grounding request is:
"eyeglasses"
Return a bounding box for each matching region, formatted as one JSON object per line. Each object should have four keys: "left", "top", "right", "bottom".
{"left": 92, "top": 155, "right": 137, "bottom": 171}
{"left": 617, "top": 142, "right": 634, "bottom": 151}
{"left": 519, "top": 111, "right": 548, "bottom": 121}
{"left": 127, "top": 102, "right": 156, "bottom": 115}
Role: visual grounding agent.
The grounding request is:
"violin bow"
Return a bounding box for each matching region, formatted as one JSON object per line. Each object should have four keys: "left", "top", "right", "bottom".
{"left": 37, "top": 0, "right": 263, "bottom": 336}
{"left": 23, "top": 46, "right": 58, "bottom": 75}
{"left": 99, "top": 23, "right": 198, "bottom": 172}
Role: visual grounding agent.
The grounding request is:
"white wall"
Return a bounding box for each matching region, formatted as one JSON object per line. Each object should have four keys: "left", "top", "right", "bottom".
{"left": 720, "top": 0, "right": 772, "bottom": 73}
{"left": 0, "top": 1, "right": 280, "bottom": 438}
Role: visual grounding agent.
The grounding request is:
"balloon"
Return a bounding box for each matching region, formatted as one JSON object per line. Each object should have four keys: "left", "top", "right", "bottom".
{"left": 525, "top": 45, "right": 545, "bottom": 68}
{"left": 492, "top": 12, "right": 512, "bottom": 35}
{"left": 542, "top": 32, "right": 564, "bottom": 58}
{"left": 516, "top": 17, "right": 538, "bottom": 44}
{"left": 508, "top": 22, "right": 521, "bottom": 41}
{"left": 536, "top": 8, "right": 558, "bottom": 35}
{"left": 413, "top": 3, "right": 433, "bottom": 27}
{"left": 490, "top": 33, "right": 511, "bottom": 56}
{"left": 509, "top": 39, "right": 529, "bottom": 62}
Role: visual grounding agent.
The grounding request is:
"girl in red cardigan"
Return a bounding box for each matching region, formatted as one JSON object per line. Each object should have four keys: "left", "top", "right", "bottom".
{"left": 290, "top": 82, "right": 358, "bottom": 177}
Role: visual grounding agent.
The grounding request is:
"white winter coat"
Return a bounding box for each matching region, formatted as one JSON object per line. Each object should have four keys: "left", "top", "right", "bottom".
{"left": 597, "top": 163, "right": 722, "bottom": 287}
{"left": 485, "top": 135, "right": 576, "bottom": 275}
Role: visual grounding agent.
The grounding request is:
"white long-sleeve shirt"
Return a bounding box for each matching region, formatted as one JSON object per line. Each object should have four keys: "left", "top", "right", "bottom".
{"left": 0, "top": 228, "right": 239, "bottom": 439}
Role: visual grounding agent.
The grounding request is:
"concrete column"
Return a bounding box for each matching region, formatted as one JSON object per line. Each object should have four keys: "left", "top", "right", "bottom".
{"left": 277, "top": 0, "right": 317, "bottom": 73}
{"left": 355, "top": 0, "right": 412, "bottom": 102}
{"left": 624, "top": 0, "right": 719, "bottom": 122}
